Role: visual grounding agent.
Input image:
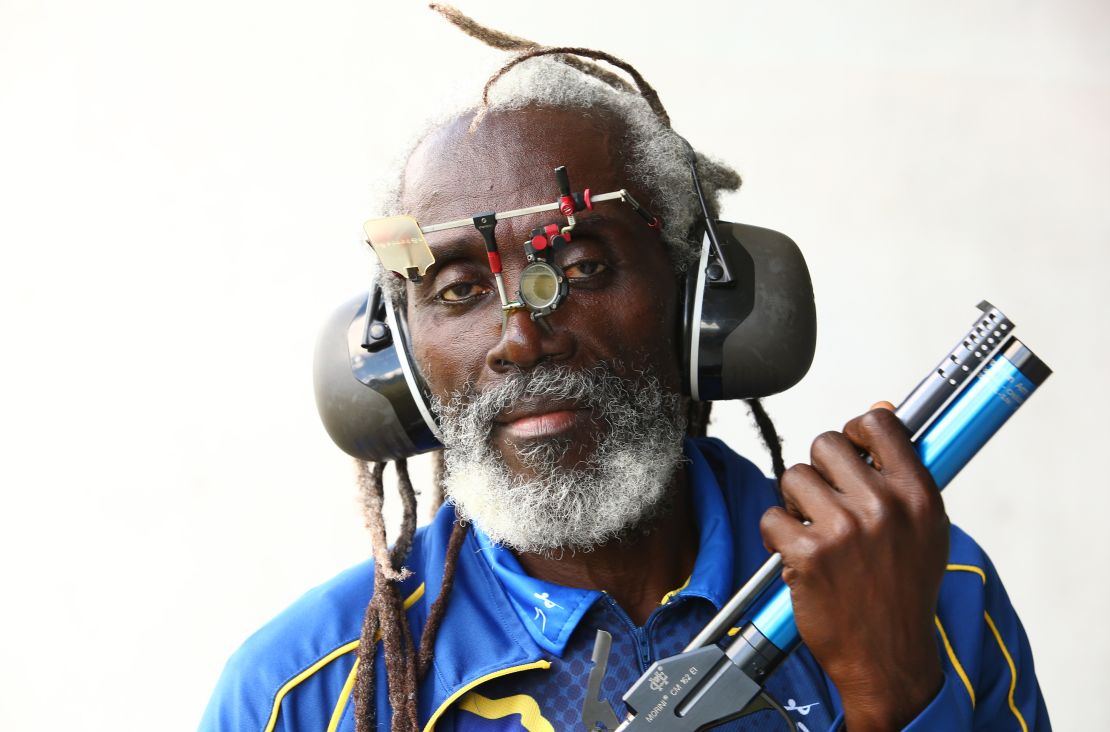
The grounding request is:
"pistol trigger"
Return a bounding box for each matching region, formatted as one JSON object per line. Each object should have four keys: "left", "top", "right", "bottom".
{"left": 741, "top": 691, "right": 799, "bottom": 731}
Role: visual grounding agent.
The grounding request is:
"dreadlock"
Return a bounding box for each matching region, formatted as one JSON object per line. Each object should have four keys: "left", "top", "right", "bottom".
{"left": 353, "top": 457, "right": 467, "bottom": 731}
{"left": 352, "top": 6, "right": 788, "bottom": 729}
{"left": 687, "top": 398, "right": 787, "bottom": 486}
{"left": 430, "top": 3, "right": 636, "bottom": 94}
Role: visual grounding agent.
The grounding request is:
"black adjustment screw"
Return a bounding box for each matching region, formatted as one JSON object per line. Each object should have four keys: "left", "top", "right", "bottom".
{"left": 369, "top": 323, "right": 388, "bottom": 340}
{"left": 706, "top": 263, "right": 724, "bottom": 282}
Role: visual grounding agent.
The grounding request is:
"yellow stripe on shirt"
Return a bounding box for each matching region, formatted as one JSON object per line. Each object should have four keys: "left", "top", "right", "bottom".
{"left": 458, "top": 692, "right": 555, "bottom": 732}
{"left": 984, "top": 610, "right": 1029, "bottom": 732}
{"left": 947, "top": 563, "right": 987, "bottom": 584}
{"left": 265, "top": 583, "right": 425, "bottom": 732}
{"left": 659, "top": 575, "right": 691, "bottom": 605}
{"left": 934, "top": 615, "right": 975, "bottom": 708}
{"left": 423, "top": 661, "right": 552, "bottom": 732}
{"left": 263, "top": 640, "right": 361, "bottom": 732}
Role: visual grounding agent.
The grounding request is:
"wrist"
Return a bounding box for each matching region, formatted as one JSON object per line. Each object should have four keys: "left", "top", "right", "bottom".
{"left": 837, "top": 655, "right": 944, "bottom": 731}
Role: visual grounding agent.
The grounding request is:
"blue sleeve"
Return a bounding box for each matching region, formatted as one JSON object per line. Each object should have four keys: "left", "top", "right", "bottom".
{"left": 197, "top": 559, "right": 382, "bottom": 731}
{"left": 825, "top": 527, "right": 1051, "bottom": 732}
{"left": 198, "top": 643, "right": 275, "bottom": 732}
{"left": 198, "top": 633, "right": 363, "bottom": 732}
{"left": 901, "top": 674, "right": 974, "bottom": 730}
{"left": 969, "top": 559, "right": 1051, "bottom": 731}
{"left": 897, "top": 527, "right": 1051, "bottom": 730}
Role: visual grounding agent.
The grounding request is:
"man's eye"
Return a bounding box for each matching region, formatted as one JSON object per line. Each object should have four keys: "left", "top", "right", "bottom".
{"left": 438, "top": 282, "right": 490, "bottom": 302}
{"left": 563, "top": 261, "right": 608, "bottom": 279}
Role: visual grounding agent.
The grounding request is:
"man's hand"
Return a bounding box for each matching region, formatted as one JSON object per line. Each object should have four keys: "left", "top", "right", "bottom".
{"left": 759, "top": 405, "right": 949, "bottom": 731}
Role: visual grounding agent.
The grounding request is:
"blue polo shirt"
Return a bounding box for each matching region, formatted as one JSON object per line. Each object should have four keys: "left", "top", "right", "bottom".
{"left": 457, "top": 441, "right": 838, "bottom": 730}
{"left": 201, "top": 437, "right": 1050, "bottom": 731}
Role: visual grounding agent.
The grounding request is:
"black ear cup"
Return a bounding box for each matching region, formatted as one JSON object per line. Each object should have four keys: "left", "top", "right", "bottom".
{"left": 313, "top": 289, "right": 442, "bottom": 461}
{"left": 683, "top": 222, "right": 817, "bottom": 401}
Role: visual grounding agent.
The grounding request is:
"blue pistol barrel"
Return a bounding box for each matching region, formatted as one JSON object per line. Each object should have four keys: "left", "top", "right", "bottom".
{"left": 915, "top": 339, "right": 1050, "bottom": 488}
{"left": 732, "top": 337, "right": 1051, "bottom": 674}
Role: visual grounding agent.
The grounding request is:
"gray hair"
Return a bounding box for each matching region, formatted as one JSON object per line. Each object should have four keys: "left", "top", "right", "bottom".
{"left": 375, "top": 56, "right": 741, "bottom": 303}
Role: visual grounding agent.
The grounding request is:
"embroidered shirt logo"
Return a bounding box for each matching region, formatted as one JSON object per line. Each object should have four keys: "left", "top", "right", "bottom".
{"left": 534, "top": 592, "right": 561, "bottom": 609}
{"left": 784, "top": 698, "right": 820, "bottom": 716}
{"left": 531, "top": 592, "right": 563, "bottom": 634}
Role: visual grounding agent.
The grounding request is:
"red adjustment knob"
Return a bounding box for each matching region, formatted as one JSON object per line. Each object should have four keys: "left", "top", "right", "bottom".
{"left": 531, "top": 234, "right": 548, "bottom": 251}
{"left": 559, "top": 195, "right": 576, "bottom": 217}
{"left": 583, "top": 188, "right": 593, "bottom": 210}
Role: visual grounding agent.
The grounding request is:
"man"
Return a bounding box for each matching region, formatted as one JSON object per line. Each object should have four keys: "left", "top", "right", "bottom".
{"left": 202, "top": 50, "right": 1049, "bottom": 731}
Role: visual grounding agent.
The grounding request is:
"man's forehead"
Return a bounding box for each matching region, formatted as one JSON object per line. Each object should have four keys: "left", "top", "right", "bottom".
{"left": 400, "top": 107, "right": 630, "bottom": 222}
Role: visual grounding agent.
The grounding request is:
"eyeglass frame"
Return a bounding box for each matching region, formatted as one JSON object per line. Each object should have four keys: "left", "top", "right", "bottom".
{"left": 364, "top": 166, "right": 662, "bottom": 325}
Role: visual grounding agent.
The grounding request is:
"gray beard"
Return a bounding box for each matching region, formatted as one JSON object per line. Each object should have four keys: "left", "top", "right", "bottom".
{"left": 431, "top": 362, "right": 687, "bottom": 555}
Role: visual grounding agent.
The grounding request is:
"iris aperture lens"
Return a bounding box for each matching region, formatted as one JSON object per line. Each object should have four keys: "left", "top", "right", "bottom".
{"left": 518, "top": 261, "right": 567, "bottom": 317}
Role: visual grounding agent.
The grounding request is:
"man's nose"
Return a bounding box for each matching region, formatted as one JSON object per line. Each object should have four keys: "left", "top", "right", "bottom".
{"left": 485, "top": 308, "right": 574, "bottom": 372}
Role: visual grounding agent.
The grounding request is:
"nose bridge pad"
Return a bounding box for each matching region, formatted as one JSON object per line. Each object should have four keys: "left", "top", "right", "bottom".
{"left": 491, "top": 303, "right": 558, "bottom": 369}
{"left": 497, "top": 303, "right": 545, "bottom": 338}
{"left": 499, "top": 303, "right": 519, "bottom": 337}
{"left": 493, "top": 303, "right": 523, "bottom": 359}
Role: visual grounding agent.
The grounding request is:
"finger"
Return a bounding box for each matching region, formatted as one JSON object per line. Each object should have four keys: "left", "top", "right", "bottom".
{"left": 843, "top": 408, "right": 927, "bottom": 484}
{"left": 780, "top": 462, "right": 845, "bottom": 524}
{"left": 809, "top": 430, "right": 883, "bottom": 498}
{"left": 759, "top": 505, "right": 809, "bottom": 555}
{"left": 866, "top": 402, "right": 897, "bottom": 468}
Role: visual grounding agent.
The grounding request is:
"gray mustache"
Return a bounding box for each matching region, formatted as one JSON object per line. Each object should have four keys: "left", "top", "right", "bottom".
{"left": 435, "top": 363, "right": 634, "bottom": 431}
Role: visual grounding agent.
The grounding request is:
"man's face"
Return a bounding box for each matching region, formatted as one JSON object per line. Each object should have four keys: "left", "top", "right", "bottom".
{"left": 400, "top": 106, "right": 688, "bottom": 551}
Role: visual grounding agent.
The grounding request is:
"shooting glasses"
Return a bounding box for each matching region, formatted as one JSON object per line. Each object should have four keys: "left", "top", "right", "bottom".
{"left": 364, "top": 166, "right": 660, "bottom": 326}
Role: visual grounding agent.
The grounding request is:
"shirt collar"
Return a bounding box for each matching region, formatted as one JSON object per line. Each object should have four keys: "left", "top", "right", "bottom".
{"left": 471, "top": 528, "right": 601, "bottom": 656}
{"left": 674, "top": 437, "right": 735, "bottom": 609}
{"left": 473, "top": 438, "right": 737, "bottom": 656}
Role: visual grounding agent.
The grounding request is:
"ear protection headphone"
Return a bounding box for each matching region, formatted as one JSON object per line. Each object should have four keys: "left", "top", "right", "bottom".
{"left": 313, "top": 158, "right": 817, "bottom": 462}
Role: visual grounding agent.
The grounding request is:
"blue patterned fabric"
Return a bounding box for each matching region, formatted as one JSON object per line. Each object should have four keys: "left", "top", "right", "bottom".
{"left": 456, "top": 594, "right": 836, "bottom": 731}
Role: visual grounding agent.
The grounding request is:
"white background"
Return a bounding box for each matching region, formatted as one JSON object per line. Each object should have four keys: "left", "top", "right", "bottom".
{"left": 2, "top": 0, "right": 1107, "bottom": 729}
